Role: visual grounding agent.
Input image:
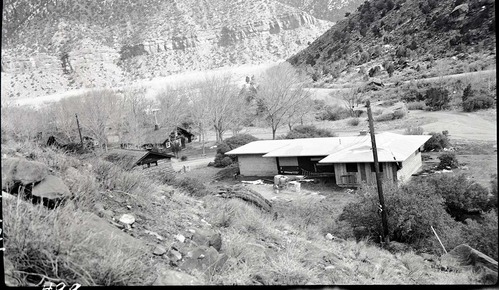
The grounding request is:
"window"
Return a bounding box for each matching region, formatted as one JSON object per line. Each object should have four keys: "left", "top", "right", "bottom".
{"left": 346, "top": 163, "right": 358, "bottom": 172}
{"left": 370, "top": 163, "right": 384, "bottom": 172}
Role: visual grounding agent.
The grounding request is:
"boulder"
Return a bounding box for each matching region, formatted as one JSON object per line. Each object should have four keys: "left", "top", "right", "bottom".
{"left": 4, "top": 257, "right": 19, "bottom": 286}
{"left": 31, "top": 175, "right": 71, "bottom": 200}
{"left": 153, "top": 269, "right": 202, "bottom": 285}
{"left": 180, "top": 246, "right": 228, "bottom": 274}
{"left": 153, "top": 245, "right": 167, "bottom": 256}
{"left": 191, "top": 228, "right": 222, "bottom": 251}
{"left": 119, "top": 214, "right": 136, "bottom": 225}
{"left": 168, "top": 248, "right": 183, "bottom": 263}
{"left": 2, "top": 158, "right": 49, "bottom": 187}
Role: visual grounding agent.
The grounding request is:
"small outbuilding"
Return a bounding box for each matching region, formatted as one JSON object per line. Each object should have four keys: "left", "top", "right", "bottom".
{"left": 104, "top": 149, "right": 175, "bottom": 174}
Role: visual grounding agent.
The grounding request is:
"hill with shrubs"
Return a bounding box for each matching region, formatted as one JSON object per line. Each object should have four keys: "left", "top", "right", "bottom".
{"left": 3, "top": 138, "right": 493, "bottom": 286}
{"left": 288, "top": 0, "right": 496, "bottom": 85}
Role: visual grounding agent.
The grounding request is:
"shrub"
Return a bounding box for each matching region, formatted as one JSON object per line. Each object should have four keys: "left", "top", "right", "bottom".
{"left": 374, "top": 112, "right": 394, "bottom": 122}
{"left": 406, "top": 101, "right": 426, "bottom": 110}
{"left": 170, "top": 142, "right": 182, "bottom": 158}
{"left": 392, "top": 109, "right": 407, "bottom": 119}
{"left": 462, "top": 84, "right": 473, "bottom": 103}
{"left": 285, "top": 125, "right": 337, "bottom": 139}
{"left": 489, "top": 174, "right": 498, "bottom": 212}
{"left": 214, "top": 134, "right": 258, "bottom": 167}
{"left": 424, "top": 88, "right": 451, "bottom": 111}
{"left": 315, "top": 104, "right": 351, "bottom": 121}
{"left": 340, "top": 182, "right": 459, "bottom": 251}
{"left": 424, "top": 132, "right": 450, "bottom": 151}
{"left": 404, "top": 126, "right": 424, "bottom": 135}
{"left": 462, "top": 96, "right": 495, "bottom": 112}
{"left": 461, "top": 210, "right": 498, "bottom": 261}
{"left": 174, "top": 177, "right": 211, "bottom": 197}
{"left": 437, "top": 152, "right": 459, "bottom": 169}
{"left": 426, "top": 174, "right": 490, "bottom": 221}
{"left": 347, "top": 118, "right": 360, "bottom": 126}
{"left": 180, "top": 155, "right": 188, "bottom": 161}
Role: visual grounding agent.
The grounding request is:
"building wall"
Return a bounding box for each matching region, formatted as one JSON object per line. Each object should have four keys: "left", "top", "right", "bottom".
{"left": 238, "top": 155, "right": 278, "bottom": 176}
{"left": 397, "top": 150, "right": 423, "bottom": 184}
{"left": 334, "top": 162, "right": 398, "bottom": 186}
{"left": 278, "top": 157, "right": 298, "bottom": 166}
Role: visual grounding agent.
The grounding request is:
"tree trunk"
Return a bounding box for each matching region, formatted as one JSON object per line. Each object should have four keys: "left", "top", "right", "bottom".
{"left": 272, "top": 127, "right": 277, "bottom": 140}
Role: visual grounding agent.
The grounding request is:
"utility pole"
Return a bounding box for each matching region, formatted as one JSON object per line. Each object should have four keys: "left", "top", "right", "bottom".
{"left": 75, "top": 113, "right": 84, "bottom": 148}
{"left": 366, "top": 100, "right": 389, "bottom": 245}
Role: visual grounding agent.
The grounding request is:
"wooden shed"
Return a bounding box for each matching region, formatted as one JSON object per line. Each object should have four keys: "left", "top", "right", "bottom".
{"left": 104, "top": 149, "right": 175, "bottom": 174}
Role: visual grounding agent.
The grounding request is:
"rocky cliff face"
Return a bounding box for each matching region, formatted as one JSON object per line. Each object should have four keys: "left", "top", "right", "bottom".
{"left": 276, "top": 0, "right": 366, "bottom": 22}
{"left": 1, "top": 0, "right": 331, "bottom": 99}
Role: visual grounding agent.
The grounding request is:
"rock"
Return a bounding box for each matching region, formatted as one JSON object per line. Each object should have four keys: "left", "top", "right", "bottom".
{"left": 168, "top": 249, "right": 183, "bottom": 262}
{"left": 2, "top": 158, "right": 49, "bottom": 188}
{"left": 145, "top": 230, "right": 164, "bottom": 241}
{"left": 191, "top": 228, "right": 222, "bottom": 251}
{"left": 31, "top": 175, "right": 71, "bottom": 200}
{"left": 325, "top": 265, "right": 335, "bottom": 271}
{"left": 153, "top": 245, "right": 167, "bottom": 256}
{"left": 153, "top": 269, "right": 202, "bottom": 285}
{"left": 325, "top": 233, "right": 333, "bottom": 240}
{"left": 119, "top": 214, "right": 136, "bottom": 225}
{"left": 180, "top": 246, "right": 227, "bottom": 274}
{"left": 441, "top": 244, "right": 498, "bottom": 274}
{"left": 175, "top": 234, "right": 186, "bottom": 243}
{"left": 421, "top": 253, "right": 437, "bottom": 262}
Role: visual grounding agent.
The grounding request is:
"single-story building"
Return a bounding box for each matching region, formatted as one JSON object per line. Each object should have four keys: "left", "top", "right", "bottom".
{"left": 140, "top": 126, "right": 194, "bottom": 150}
{"left": 226, "top": 132, "right": 431, "bottom": 187}
{"left": 104, "top": 149, "right": 175, "bottom": 174}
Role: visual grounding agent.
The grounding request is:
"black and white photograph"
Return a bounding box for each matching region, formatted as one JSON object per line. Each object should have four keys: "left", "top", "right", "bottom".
{"left": 1, "top": 0, "right": 497, "bottom": 286}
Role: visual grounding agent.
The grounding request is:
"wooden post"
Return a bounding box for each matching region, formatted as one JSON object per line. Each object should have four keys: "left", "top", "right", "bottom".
{"left": 75, "top": 114, "right": 84, "bottom": 147}
{"left": 366, "top": 100, "right": 389, "bottom": 245}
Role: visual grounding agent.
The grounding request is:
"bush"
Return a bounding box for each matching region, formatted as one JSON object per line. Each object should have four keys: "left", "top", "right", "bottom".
{"left": 404, "top": 126, "right": 424, "bottom": 135}
{"left": 347, "top": 118, "right": 360, "bottom": 126}
{"left": 374, "top": 112, "right": 394, "bottom": 122}
{"left": 437, "top": 152, "right": 459, "bottom": 169}
{"left": 392, "top": 109, "right": 407, "bottom": 119}
{"left": 340, "top": 182, "right": 459, "bottom": 251}
{"left": 284, "top": 125, "right": 337, "bottom": 139}
{"left": 424, "top": 132, "right": 450, "bottom": 151}
{"left": 406, "top": 101, "right": 426, "bottom": 110}
{"left": 174, "top": 177, "right": 211, "bottom": 197}
{"left": 180, "top": 155, "right": 188, "bottom": 161}
{"left": 315, "top": 104, "right": 351, "bottom": 121}
{"left": 461, "top": 210, "right": 498, "bottom": 261}
{"left": 214, "top": 134, "right": 258, "bottom": 167}
{"left": 462, "top": 96, "right": 495, "bottom": 112}
{"left": 489, "top": 174, "right": 498, "bottom": 212}
{"left": 424, "top": 88, "right": 451, "bottom": 111}
{"left": 426, "top": 174, "right": 490, "bottom": 221}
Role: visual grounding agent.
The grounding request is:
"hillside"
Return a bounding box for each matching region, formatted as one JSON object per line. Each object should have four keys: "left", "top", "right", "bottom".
{"left": 276, "top": 0, "right": 366, "bottom": 22}
{"left": 1, "top": 0, "right": 331, "bottom": 99}
{"left": 288, "top": 0, "right": 496, "bottom": 85}
{"left": 2, "top": 140, "right": 483, "bottom": 286}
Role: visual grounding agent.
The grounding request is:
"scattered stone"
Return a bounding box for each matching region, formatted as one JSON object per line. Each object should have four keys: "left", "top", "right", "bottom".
{"left": 153, "top": 269, "right": 202, "bottom": 285}
{"left": 32, "top": 175, "right": 71, "bottom": 200}
{"left": 188, "top": 229, "right": 196, "bottom": 233}
{"left": 175, "top": 234, "right": 186, "bottom": 243}
{"left": 145, "top": 230, "right": 164, "bottom": 241}
{"left": 191, "top": 228, "right": 222, "bottom": 251}
{"left": 168, "top": 249, "right": 183, "bottom": 262}
{"left": 180, "top": 246, "right": 227, "bottom": 274}
{"left": 325, "top": 265, "right": 335, "bottom": 271}
{"left": 127, "top": 205, "right": 132, "bottom": 209}
{"left": 153, "top": 245, "right": 167, "bottom": 256}
{"left": 200, "top": 219, "right": 211, "bottom": 226}
{"left": 119, "top": 214, "right": 136, "bottom": 225}
{"left": 325, "top": 233, "right": 333, "bottom": 240}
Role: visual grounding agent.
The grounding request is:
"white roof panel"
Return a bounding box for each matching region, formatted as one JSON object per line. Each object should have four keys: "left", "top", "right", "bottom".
{"left": 225, "top": 140, "right": 291, "bottom": 155}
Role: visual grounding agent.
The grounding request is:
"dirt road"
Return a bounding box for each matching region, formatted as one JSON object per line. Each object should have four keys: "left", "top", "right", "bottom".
{"left": 406, "top": 110, "right": 496, "bottom": 141}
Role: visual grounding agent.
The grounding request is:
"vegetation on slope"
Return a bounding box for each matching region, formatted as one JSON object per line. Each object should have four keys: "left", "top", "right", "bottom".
{"left": 289, "top": 0, "right": 496, "bottom": 83}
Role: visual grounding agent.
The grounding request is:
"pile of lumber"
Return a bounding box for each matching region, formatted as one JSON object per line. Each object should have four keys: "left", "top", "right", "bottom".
{"left": 216, "top": 184, "right": 272, "bottom": 212}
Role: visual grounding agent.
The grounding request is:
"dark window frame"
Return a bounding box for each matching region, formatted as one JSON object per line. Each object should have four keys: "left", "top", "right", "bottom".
{"left": 346, "top": 163, "right": 358, "bottom": 173}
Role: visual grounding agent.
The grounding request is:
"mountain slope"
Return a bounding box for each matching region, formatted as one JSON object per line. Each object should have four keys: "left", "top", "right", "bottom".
{"left": 288, "top": 0, "right": 496, "bottom": 84}
{"left": 276, "top": 0, "right": 366, "bottom": 22}
{"left": 1, "top": 0, "right": 332, "bottom": 99}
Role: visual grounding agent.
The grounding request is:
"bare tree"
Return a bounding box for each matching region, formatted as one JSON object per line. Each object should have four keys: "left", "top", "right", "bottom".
{"left": 253, "top": 62, "right": 312, "bottom": 139}
{"left": 199, "top": 73, "right": 242, "bottom": 142}
{"left": 335, "top": 89, "right": 362, "bottom": 117}
{"left": 155, "top": 85, "right": 189, "bottom": 137}
{"left": 73, "top": 89, "right": 120, "bottom": 151}
{"left": 185, "top": 83, "right": 211, "bottom": 155}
